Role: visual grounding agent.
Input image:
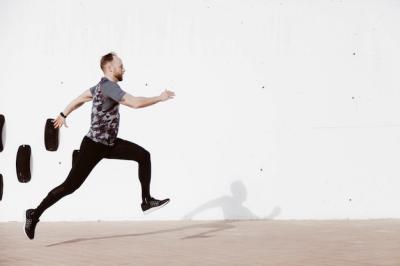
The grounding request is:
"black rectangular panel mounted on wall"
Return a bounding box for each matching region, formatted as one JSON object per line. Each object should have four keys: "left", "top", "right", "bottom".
{"left": 0, "top": 173, "right": 3, "bottom": 201}
{"left": 16, "top": 145, "right": 31, "bottom": 183}
{"left": 44, "top": 118, "right": 59, "bottom": 151}
{"left": 0, "top": 114, "right": 4, "bottom": 152}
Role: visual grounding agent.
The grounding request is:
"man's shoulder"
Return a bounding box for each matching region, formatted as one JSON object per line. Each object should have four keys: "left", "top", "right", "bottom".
{"left": 101, "top": 78, "right": 121, "bottom": 89}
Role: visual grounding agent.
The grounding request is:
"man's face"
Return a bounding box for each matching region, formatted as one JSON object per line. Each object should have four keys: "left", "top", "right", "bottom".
{"left": 111, "top": 56, "right": 125, "bottom": 81}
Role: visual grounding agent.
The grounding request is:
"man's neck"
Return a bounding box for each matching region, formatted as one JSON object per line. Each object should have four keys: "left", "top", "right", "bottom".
{"left": 104, "top": 74, "right": 118, "bottom": 83}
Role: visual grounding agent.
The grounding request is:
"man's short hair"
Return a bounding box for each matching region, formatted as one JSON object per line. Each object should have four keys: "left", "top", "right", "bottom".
{"left": 100, "top": 52, "right": 117, "bottom": 71}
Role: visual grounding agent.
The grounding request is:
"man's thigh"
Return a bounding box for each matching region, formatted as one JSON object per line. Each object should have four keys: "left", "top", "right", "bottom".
{"left": 106, "top": 138, "right": 149, "bottom": 161}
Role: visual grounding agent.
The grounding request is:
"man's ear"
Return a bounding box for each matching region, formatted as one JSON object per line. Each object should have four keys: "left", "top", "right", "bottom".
{"left": 110, "top": 64, "right": 116, "bottom": 74}
{"left": 104, "top": 62, "right": 112, "bottom": 73}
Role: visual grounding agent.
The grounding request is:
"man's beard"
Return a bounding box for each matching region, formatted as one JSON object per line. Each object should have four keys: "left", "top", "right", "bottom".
{"left": 115, "top": 73, "right": 123, "bottom": 81}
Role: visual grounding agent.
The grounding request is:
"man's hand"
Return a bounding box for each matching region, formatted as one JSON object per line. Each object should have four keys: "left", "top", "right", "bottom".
{"left": 159, "top": 89, "right": 175, "bottom": 102}
{"left": 53, "top": 114, "right": 68, "bottom": 129}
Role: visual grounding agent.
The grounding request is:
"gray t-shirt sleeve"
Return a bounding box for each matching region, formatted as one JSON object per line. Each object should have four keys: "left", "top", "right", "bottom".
{"left": 101, "top": 81, "right": 126, "bottom": 102}
{"left": 90, "top": 86, "right": 96, "bottom": 96}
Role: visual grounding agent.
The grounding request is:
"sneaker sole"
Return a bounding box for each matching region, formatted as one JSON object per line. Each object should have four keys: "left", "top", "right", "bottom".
{"left": 143, "top": 200, "right": 170, "bottom": 215}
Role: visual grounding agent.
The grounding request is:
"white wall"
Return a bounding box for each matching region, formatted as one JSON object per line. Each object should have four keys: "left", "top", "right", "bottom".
{"left": 0, "top": 0, "right": 399, "bottom": 221}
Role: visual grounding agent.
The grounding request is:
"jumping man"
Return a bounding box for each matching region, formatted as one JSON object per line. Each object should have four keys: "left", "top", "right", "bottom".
{"left": 24, "top": 52, "right": 175, "bottom": 239}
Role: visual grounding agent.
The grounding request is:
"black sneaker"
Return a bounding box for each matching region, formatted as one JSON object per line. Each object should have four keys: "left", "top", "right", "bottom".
{"left": 24, "top": 209, "right": 39, "bottom": 240}
{"left": 141, "top": 197, "right": 170, "bottom": 214}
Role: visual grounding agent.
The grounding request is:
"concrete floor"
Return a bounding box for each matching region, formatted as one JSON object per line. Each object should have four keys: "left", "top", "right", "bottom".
{"left": 1, "top": 220, "right": 400, "bottom": 266}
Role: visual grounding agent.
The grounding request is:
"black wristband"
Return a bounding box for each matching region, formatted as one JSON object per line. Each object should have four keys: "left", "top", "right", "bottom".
{"left": 60, "top": 112, "right": 67, "bottom": 118}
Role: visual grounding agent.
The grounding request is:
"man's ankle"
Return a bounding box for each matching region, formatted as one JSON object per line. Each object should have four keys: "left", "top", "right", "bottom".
{"left": 30, "top": 209, "right": 40, "bottom": 219}
{"left": 142, "top": 196, "right": 151, "bottom": 203}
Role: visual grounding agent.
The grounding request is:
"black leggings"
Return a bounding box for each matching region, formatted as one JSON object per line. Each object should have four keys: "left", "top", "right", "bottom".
{"left": 34, "top": 136, "right": 151, "bottom": 218}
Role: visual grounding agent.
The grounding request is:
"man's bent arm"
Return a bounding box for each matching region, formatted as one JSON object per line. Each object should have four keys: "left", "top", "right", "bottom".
{"left": 62, "top": 89, "right": 93, "bottom": 116}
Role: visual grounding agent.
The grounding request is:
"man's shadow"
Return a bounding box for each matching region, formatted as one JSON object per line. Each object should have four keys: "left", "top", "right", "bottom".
{"left": 183, "top": 180, "right": 281, "bottom": 221}
{"left": 46, "top": 181, "right": 280, "bottom": 247}
{"left": 180, "top": 180, "right": 281, "bottom": 239}
{"left": 46, "top": 221, "right": 236, "bottom": 247}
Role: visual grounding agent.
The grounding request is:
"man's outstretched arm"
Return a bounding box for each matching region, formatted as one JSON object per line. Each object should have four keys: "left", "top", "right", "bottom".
{"left": 54, "top": 89, "right": 93, "bottom": 128}
{"left": 119, "top": 89, "right": 175, "bottom": 109}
